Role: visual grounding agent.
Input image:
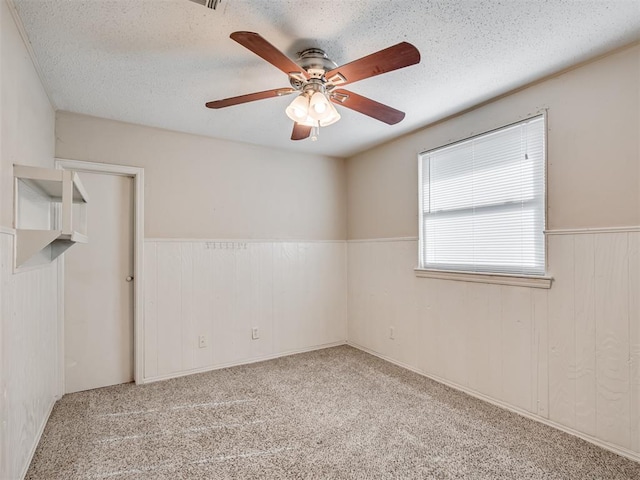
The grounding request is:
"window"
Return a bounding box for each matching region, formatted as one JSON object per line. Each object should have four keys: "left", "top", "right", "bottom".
{"left": 418, "top": 115, "right": 546, "bottom": 277}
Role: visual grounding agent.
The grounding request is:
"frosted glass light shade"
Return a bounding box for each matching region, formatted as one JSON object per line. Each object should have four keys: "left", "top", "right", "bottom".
{"left": 319, "top": 102, "right": 341, "bottom": 126}
{"left": 309, "top": 92, "right": 331, "bottom": 120}
{"left": 285, "top": 95, "right": 310, "bottom": 121}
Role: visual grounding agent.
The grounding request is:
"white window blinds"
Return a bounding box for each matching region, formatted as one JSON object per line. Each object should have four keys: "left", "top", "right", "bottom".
{"left": 419, "top": 115, "right": 546, "bottom": 275}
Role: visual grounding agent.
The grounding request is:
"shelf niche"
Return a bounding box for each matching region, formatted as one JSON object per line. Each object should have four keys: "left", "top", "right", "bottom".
{"left": 14, "top": 165, "right": 89, "bottom": 268}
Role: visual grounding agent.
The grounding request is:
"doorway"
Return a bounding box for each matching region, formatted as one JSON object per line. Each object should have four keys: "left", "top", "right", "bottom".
{"left": 55, "top": 160, "right": 144, "bottom": 393}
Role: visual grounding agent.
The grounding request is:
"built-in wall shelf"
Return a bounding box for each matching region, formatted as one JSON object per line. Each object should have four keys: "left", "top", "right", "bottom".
{"left": 14, "top": 165, "right": 89, "bottom": 268}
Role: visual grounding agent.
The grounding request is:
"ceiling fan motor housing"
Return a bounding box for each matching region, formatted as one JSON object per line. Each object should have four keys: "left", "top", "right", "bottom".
{"left": 289, "top": 48, "right": 338, "bottom": 91}
{"left": 296, "top": 48, "right": 337, "bottom": 73}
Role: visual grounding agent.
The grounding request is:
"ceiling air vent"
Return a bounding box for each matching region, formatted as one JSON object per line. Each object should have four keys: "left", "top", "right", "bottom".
{"left": 188, "top": 0, "right": 222, "bottom": 10}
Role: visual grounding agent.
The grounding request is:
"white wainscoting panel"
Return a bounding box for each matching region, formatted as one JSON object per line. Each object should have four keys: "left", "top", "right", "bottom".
{"left": 594, "top": 233, "right": 630, "bottom": 448}
{"left": 347, "top": 231, "right": 640, "bottom": 460}
{"left": 547, "top": 234, "right": 576, "bottom": 429}
{"left": 0, "top": 232, "right": 59, "bottom": 480}
{"left": 629, "top": 232, "right": 640, "bottom": 453}
{"left": 144, "top": 240, "right": 347, "bottom": 381}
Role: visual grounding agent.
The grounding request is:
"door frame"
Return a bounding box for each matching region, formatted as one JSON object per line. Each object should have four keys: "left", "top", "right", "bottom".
{"left": 55, "top": 159, "right": 145, "bottom": 394}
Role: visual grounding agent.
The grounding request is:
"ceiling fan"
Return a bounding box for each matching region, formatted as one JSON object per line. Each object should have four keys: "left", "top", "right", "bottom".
{"left": 205, "top": 32, "right": 421, "bottom": 141}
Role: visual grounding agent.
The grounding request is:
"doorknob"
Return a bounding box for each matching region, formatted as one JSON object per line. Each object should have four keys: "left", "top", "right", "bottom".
{"left": 126, "top": 276, "right": 134, "bottom": 282}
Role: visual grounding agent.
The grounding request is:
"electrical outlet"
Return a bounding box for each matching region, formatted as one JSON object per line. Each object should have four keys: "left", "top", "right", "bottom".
{"left": 251, "top": 327, "right": 259, "bottom": 340}
{"left": 198, "top": 335, "right": 207, "bottom": 348}
{"left": 389, "top": 327, "right": 395, "bottom": 340}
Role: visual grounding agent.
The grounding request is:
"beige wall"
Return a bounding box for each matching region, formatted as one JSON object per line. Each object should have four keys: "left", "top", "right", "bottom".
{"left": 56, "top": 112, "right": 347, "bottom": 240}
{"left": 347, "top": 44, "right": 640, "bottom": 239}
{"left": 0, "top": 1, "right": 55, "bottom": 228}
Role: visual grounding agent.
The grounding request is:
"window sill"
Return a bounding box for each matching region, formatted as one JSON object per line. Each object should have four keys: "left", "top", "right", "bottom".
{"left": 414, "top": 268, "right": 552, "bottom": 289}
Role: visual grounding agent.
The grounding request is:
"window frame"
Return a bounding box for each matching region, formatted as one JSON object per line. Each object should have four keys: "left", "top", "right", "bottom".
{"left": 416, "top": 113, "right": 552, "bottom": 288}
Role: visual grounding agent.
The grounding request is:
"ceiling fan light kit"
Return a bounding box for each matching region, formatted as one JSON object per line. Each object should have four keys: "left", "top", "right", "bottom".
{"left": 206, "top": 31, "right": 420, "bottom": 141}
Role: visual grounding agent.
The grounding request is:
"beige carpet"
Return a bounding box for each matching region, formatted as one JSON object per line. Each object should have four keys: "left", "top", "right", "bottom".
{"left": 27, "top": 346, "right": 639, "bottom": 479}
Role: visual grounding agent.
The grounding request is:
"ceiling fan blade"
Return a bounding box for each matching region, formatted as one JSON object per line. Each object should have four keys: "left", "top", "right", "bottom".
{"left": 331, "top": 89, "right": 405, "bottom": 125}
{"left": 230, "top": 31, "right": 309, "bottom": 80}
{"left": 291, "top": 123, "right": 312, "bottom": 141}
{"left": 205, "top": 88, "right": 295, "bottom": 109}
{"left": 325, "top": 42, "right": 420, "bottom": 87}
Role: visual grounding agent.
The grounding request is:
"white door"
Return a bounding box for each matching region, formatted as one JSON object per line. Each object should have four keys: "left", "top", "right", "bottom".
{"left": 64, "top": 171, "right": 134, "bottom": 393}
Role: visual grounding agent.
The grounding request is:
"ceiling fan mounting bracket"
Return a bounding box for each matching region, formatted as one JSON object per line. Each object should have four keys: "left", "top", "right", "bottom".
{"left": 331, "top": 91, "right": 350, "bottom": 103}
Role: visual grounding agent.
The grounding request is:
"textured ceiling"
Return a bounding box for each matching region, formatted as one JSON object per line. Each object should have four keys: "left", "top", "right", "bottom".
{"left": 12, "top": 0, "right": 640, "bottom": 158}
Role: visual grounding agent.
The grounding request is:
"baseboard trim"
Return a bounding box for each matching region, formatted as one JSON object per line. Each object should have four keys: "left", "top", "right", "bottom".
{"left": 19, "top": 396, "right": 56, "bottom": 480}
{"left": 347, "top": 341, "right": 640, "bottom": 464}
{"left": 142, "top": 341, "right": 347, "bottom": 384}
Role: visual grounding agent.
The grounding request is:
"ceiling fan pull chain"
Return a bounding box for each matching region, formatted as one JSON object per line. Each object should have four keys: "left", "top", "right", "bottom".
{"left": 311, "top": 125, "right": 319, "bottom": 142}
